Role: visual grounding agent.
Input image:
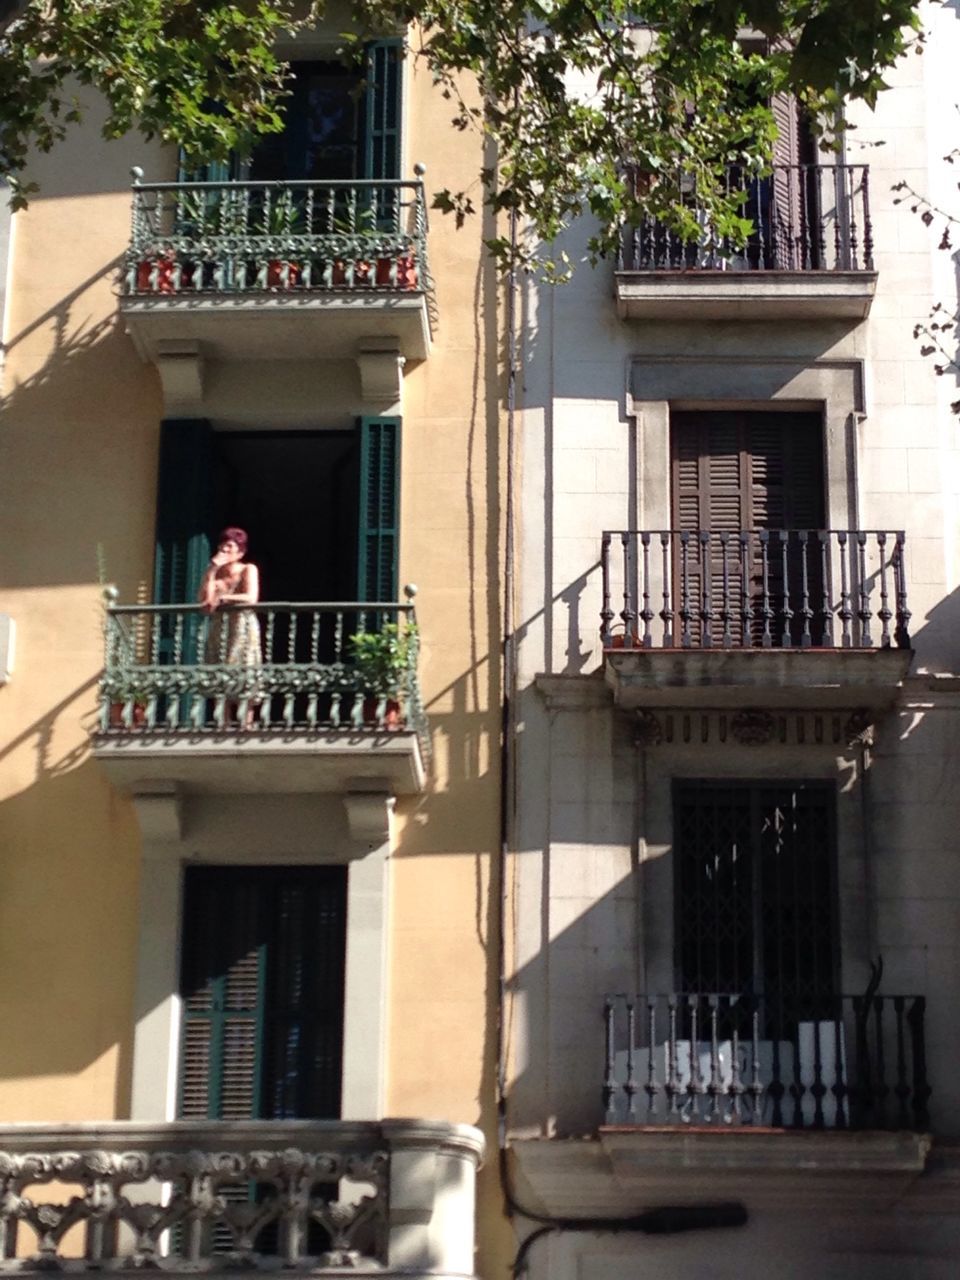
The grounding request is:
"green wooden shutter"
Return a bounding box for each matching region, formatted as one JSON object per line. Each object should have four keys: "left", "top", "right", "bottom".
{"left": 179, "top": 868, "right": 268, "bottom": 1120}
{"left": 177, "top": 148, "right": 234, "bottom": 184}
{"left": 357, "top": 417, "right": 400, "bottom": 603}
{"left": 364, "top": 40, "right": 402, "bottom": 181}
{"left": 153, "top": 419, "right": 213, "bottom": 605}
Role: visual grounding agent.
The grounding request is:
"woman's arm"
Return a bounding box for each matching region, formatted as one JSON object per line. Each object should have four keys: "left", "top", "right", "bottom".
{"left": 227, "top": 562, "right": 260, "bottom": 605}
{"left": 198, "top": 561, "right": 221, "bottom": 610}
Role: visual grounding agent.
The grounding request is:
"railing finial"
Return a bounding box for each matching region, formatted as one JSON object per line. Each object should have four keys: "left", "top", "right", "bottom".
{"left": 413, "top": 163, "right": 426, "bottom": 177}
{"left": 102, "top": 585, "right": 119, "bottom": 606}
{"left": 130, "top": 166, "right": 144, "bottom": 185}
{"left": 403, "top": 583, "right": 418, "bottom": 601}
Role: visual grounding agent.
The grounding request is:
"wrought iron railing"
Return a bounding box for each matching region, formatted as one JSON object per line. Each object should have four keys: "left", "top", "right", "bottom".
{"left": 0, "top": 1120, "right": 483, "bottom": 1272}
{"left": 97, "top": 595, "right": 429, "bottom": 761}
{"left": 123, "top": 171, "right": 429, "bottom": 295}
{"left": 619, "top": 163, "right": 873, "bottom": 272}
{"left": 600, "top": 529, "right": 910, "bottom": 650}
{"left": 603, "top": 993, "right": 930, "bottom": 1131}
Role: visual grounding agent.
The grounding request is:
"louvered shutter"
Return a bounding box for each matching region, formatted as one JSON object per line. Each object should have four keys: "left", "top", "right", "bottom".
{"left": 672, "top": 412, "right": 824, "bottom": 646}
{"left": 357, "top": 417, "right": 400, "bottom": 603}
{"left": 364, "top": 40, "right": 402, "bottom": 182}
{"left": 179, "top": 869, "right": 267, "bottom": 1120}
{"left": 262, "top": 874, "right": 347, "bottom": 1119}
{"left": 770, "top": 94, "right": 801, "bottom": 268}
{"left": 672, "top": 413, "right": 749, "bottom": 645}
{"left": 153, "top": 419, "right": 213, "bottom": 606}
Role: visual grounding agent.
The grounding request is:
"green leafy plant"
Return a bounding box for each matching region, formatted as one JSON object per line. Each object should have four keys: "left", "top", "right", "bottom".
{"left": 347, "top": 622, "right": 419, "bottom": 697}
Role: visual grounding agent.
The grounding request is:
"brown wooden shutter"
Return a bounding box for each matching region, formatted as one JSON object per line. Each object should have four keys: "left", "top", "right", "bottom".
{"left": 671, "top": 412, "right": 825, "bottom": 645}
{"left": 770, "top": 93, "right": 801, "bottom": 268}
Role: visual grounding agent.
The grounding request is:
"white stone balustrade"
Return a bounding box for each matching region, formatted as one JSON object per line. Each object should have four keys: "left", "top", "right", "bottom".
{"left": 0, "top": 1120, "right": 484, "bottom": 1278}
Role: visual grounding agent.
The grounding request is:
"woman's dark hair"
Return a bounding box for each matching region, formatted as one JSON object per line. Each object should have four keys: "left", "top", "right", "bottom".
{"left": 218, "top": 526, "right": 248, "bottom": 554}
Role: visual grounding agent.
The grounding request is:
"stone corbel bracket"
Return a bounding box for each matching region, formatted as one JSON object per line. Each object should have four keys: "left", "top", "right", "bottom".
{"left": 130, "top": 782, "right": 183, "bottom": 841}
{"left": 356, "top": 338, "right": 405, "bottom": 407}
{"left": 343, "top": 788, "right": 395, "bottom": 848}
{"left": 154, "top": 340, "right": 205, "bottom": 416}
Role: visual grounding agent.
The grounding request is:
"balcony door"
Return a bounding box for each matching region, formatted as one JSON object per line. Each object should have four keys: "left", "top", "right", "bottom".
{"left": 178, "top": 865, "right": 347, "bottom": 1120}
{"left": 670, "top": 409, "right": 825, "bottom": 646}
{"left": 184, "top": 42, "right": 401, "bottom": 187}
{"left": 153, "top": 417, "right": 400, "bottom": 608}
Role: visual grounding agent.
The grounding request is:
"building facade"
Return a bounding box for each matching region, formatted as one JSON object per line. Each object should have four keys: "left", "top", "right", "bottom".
{"left": 506, "top": 3, "right": 960, "bottom": 1276}
{"left": 0, "top": 11, "right": 506, "bottom": 1280}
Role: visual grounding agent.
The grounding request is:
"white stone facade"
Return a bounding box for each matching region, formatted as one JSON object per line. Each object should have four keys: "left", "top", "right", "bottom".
{"left": 507, "top": 5, "right": 960, "bottom": 1275}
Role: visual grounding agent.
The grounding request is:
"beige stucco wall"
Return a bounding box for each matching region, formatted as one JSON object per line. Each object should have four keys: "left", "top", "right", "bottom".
{"left": 0, "top": 31, "right": 507, "bottom": 1275}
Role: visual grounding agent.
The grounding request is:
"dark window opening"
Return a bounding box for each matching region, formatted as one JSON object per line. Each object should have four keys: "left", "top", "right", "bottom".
{"left": 673, "top": 780, "right": 839, "bottom": 1031}
{"left": 178, "top": 864, "right": 348, "bottom": 1122}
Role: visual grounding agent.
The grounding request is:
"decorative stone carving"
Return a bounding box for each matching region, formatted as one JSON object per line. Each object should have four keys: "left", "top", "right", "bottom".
{"left": 633, "top": 710, "right": 663, "bottom": 747}
{"left": 729, "top": 709, "right": 776, "bottom": 745}
{"left": 844, "top": 709, "right": 875, "bottom": 747}
{"left": 0, "top": 1140, "right": 389, "bottom": 1271}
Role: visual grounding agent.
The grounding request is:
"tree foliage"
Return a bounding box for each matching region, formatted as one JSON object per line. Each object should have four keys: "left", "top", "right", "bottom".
{"left": 0, "top": 0, "right": 321, "bottom": 208}
{"left": 0, "top": 1, "right": 925, "bottom": 274}
{"left": 353, "top": 0, "right": 924, "bottom": 274}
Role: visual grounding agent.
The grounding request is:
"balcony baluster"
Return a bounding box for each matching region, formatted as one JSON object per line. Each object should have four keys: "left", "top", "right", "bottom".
{"left": 603, "top": 992, "right": 930, "bottom": 1131}
{"left": 600, "top": 529, "right": 910, "bottom": 652}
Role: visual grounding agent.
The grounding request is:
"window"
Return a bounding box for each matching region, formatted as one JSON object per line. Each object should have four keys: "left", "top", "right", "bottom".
{"left": 178, "top": 865, "right": 348, "bottom": 1120}
{"left": 153, "top": 417, "right": 400, "bottom": 607}
{"left": 182, "top": 42, "right": 402, "bottom": 186}
{"left": 673, "top": 780, "right": 839, "bottom": 1023}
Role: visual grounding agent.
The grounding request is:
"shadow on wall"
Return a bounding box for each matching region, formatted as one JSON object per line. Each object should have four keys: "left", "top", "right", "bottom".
{"left": 0, "top": 749, "right": 139, "bottom": 1116}
{"left": 0, "top": 252, "right": 160, "bottom": 593}
{"left": 908, "top": 580, "right": 960, "bottom": 675}
{"left": 503, "top": 671, "right": 960, "bottom": 1140}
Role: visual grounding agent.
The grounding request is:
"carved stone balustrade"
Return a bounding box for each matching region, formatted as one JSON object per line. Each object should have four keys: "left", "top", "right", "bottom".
{"left": 0, "top": 1120, "right": 484, "bottom": 1278}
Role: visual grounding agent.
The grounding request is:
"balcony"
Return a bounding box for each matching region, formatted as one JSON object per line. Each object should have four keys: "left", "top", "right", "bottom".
{"left": 120, "top": 174, "right": 432, "bottom": 371}
{"left": 600, "top": 529, "right": 912, "bottom": 710}
{"left": 603, "top": 992, "right": 930, "bottom": 1130}
{"left": 92, "top": 597, "right": 428, "bottom": 800}
{"left": 0, "top": 1119, "right": 484, "bottom": 1278}
{"left": 615, "top": 164, "right": 877, "bottom": 321}
{"left": 509, "top": 992, "right": 931, "bottom": 1217}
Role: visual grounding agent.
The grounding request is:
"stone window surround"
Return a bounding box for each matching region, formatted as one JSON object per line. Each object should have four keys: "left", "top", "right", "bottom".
{"left": 626, "top": 355, "right": 866, "bottom": 533}
{"left": 128, "top": 793, "right": 393, "bottom": 1125}
{"left": 636, "top": 741, "right": 872, "bottom": 1001}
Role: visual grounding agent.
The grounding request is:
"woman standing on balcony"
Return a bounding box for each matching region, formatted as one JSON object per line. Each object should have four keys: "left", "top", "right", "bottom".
{"left": 199, "top": 527, "right": 262, "bottom": 722}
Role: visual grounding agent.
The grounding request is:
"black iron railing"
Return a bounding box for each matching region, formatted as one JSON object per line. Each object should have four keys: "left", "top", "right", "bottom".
{"left": 96, "top": 595, "right": 429, "bottom": 763}
{"left": 600, "top": 529, "right": 910, "bottom": 650}
{"left": 123, "top": 174, "right": 429, "bottom": 296}
{"left": 619, "top": 163, "right": 873, "bottom": 272}
{"left": 603, "top": 993, "right": 931, "bottom": 1130}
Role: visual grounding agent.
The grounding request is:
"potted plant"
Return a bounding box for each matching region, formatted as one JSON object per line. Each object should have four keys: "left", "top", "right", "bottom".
{"left": 347, "top": 622, "right": 418, "bottom": 728}
{"left": 106, "top": 675, "right": 152, "bottom": 728}
{"left": 331, "top": 208, "right": 379, "bottom": 286}
{"left": 265, "top": 198, "right": 305, "bottom": 289}
{"left": 136, "top": 246, "right": 178, "bottom": 293}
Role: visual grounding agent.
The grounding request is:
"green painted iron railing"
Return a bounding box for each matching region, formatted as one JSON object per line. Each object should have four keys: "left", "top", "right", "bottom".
{"left": 123, "top": 170, "right": 430, "bottom": 295}
{"left": 97, "top": 593, "right": 429, "bottom": 763}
